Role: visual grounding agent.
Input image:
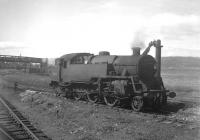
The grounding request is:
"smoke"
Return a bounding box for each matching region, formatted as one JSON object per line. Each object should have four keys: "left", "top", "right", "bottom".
{"left": 131, "top": 30, "right": 146, "bottom": 49}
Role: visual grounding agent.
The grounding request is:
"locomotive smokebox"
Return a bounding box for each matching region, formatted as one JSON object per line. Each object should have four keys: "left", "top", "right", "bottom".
{"left": 132, "top": 47, "right": 141, "bottom": 56}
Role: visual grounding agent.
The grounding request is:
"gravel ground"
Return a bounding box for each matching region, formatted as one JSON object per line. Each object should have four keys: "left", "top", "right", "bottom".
{"left": 0, "top": 70, "right": 200, "bottom": 140}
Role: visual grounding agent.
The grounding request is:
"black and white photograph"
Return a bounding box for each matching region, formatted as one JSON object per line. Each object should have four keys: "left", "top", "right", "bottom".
{"left": 0, "top": 0, "right": 199, "bottom": 140}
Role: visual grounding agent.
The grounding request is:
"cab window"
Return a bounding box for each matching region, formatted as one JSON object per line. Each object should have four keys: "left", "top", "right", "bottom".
{"left": 71, "top": 56, "right": 84, "bottom": 64}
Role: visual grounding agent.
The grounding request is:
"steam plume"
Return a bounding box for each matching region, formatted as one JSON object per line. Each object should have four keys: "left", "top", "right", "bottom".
{"left": 131, "top": 30, "right": 146, "bottom": 49}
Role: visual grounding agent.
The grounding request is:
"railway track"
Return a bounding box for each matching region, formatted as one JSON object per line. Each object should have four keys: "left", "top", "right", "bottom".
{"left": 0, "top": 95, "right": 51, "bottom": 140}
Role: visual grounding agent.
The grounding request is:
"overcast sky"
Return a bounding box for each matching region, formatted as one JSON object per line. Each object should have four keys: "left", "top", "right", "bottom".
{"left": 0, "top": 0, "right": 200, "bottom": 57}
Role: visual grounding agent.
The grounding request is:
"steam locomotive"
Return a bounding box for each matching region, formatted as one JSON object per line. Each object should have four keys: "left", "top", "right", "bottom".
{"left": 50, "top": 40, "right": 176, "bottom": 111}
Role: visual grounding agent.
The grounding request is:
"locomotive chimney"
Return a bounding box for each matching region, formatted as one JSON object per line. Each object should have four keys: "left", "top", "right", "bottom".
{"left": 154, "top": 40, "right": 162, "bottom": 78}
{"left": 132, "top": 47, "right": 141, "bottom": 56}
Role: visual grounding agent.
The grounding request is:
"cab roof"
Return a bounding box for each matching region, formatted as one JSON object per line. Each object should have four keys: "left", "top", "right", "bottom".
{"left": 60, "top": 53, "right": 92, "bottom": 61}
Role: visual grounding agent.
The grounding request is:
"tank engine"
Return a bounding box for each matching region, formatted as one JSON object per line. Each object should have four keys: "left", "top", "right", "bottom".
{"left": 50, "top": 40, "right": 176, "bottom": 111}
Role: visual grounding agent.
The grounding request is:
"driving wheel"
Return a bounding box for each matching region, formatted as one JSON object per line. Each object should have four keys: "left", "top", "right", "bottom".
{"left": 104, "top": 95, "right": 119, "bottom": 107}
{"left": 73, "top": 90, "right": 82, "bottom": 100}
{"left": 87, "top": 91, "right": 99, "bottom": 103}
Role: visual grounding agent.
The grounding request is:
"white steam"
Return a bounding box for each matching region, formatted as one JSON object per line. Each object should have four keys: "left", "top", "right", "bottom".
{"left": 131, "top": 30, "right": 147, "bottom": 49}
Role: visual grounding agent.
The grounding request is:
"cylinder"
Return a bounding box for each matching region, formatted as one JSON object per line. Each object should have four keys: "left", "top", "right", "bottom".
{"left": 132, "top": 47, "right": 141, "bottom": 56}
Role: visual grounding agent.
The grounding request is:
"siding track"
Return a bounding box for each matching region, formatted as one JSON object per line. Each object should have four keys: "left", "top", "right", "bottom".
{"left": 0, "top": 95, "right": 51, "bottom": 140}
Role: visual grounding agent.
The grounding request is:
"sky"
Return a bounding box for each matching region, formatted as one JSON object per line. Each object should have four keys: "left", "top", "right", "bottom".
{"left": 0, "top": 0, "right": 200, "bottom": 58}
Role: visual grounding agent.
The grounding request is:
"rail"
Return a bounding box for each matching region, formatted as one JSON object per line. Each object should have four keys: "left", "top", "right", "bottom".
{"left": 0, "top": 126, "right": 15, "bottom": 140}
{"left": 0, "top": 95, "right": 47, "bottom": 140}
